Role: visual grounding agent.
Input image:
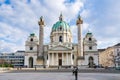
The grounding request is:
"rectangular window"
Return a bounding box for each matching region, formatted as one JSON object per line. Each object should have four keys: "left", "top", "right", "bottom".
{"left": 72, "top": 47, "right": 74, "bottom": 50}
{"left": 58, "top": 53, "right": 62, "bottom": 58}
{"left": 117, "top": 49, "right": 119, "bottom": 52}
{"left": 117, "top": 52, "right": 120, "bottom": 56}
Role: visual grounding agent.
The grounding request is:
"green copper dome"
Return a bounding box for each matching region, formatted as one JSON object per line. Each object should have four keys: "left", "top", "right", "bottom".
{"left": 52, "top": 21, "right": 70, "bottom": 31}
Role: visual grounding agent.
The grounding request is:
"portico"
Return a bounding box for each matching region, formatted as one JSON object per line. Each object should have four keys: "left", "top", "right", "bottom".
{"left": 47, "top": 51, "right": 73, "bottom": 67}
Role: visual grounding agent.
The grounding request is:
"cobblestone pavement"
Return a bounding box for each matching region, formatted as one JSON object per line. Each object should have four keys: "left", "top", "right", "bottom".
{"left": 0, "top": 72, "right": 120, "bottom": 80}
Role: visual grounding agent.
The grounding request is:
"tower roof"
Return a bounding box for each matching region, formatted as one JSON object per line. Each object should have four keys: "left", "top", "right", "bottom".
{"left": 87, "top": 32, "right": 92, "bottom": 35}
{"left": 30, "top": 33, "right": 35, "bottom": 36}
{"left": 85, "top": 31, "right": 93, "bottom": 37}
{"left": 86, "top": 30, "right": 92, "bottom": 35}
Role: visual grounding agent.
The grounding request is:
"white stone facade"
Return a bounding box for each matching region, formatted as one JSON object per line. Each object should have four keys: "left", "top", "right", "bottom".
{"left": 24, "top": 14, "right": 98, "bottom": 68}
{"left": 81, "top": 32, "right": 98, "bottom": 67}
{"left": 24, "top": 33, "right": 38, "bottom": 67}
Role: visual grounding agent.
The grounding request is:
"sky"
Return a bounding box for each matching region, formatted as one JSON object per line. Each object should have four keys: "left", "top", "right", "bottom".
{"left": 0, "top": 0, "right": 120, "bottom": 53}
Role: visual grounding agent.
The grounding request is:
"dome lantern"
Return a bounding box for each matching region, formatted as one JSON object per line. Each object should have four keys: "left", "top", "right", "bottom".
{"left": 59, "top": 13, "right": 63, "bottom": 21}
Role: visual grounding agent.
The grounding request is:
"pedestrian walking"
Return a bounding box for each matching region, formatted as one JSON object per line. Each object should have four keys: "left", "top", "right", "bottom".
{"left": 72, "top": 66, "right": 78, "bottom": 80}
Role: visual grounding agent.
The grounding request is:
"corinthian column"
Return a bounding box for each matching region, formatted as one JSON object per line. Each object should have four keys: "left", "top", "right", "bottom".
{"left": 76, "top": 15, "right": 83, "bottom": 58}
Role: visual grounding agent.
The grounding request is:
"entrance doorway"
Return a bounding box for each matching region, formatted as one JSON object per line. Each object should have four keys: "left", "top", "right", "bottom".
{"left": 59, "top": 59, "right": 62, "bottom": 66}
{"left": 88, "top": 56, "right": 94, "bottom": 68}
{"left": 29, "top": 57, "right": 33, "bottom": 68}
{"left": 58, "top": 54, "right": 62, "bottom": 66}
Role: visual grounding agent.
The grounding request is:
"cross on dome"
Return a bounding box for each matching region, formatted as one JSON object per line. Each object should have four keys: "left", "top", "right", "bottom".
{"left": 59, "top": 13, "right": 63, "bottom": 21}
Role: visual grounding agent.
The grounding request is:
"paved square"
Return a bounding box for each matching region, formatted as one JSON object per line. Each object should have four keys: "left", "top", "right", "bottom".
{"left": 0, "top": 72, "right": 120, "bottom": 80}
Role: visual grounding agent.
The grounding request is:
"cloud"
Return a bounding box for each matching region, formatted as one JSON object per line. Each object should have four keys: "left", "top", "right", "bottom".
{"left": 0, "top": 0, "right": 5, "bottom": 4}
{"left": 1, "top": 0, "right": 119, "bottom": 52}
{"left": 0, "top": 22, "right": 27, "bottom": 41}
{"left": 81, "top": 9, "right": 90, "bottom": 18}
{"left": 0, "top": 0, "right": 84, "bottom": 52}
{"left": 70, "top": 22, "right": 89, "bottom": 43}
{"left": 0, "top": 22, "right": 28, "bottom": 52}
{"left": 0, "top": 40, "right": 25, "bottom": 52}
{"left": 83, "top": 0, "right": 120, "bottom": 49}
{"left": 97, "top": 37, "right": 120, "bottom": 49}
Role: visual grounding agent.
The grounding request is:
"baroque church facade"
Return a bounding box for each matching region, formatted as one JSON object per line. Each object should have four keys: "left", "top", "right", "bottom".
{"left": 24, "top": 14, "right": 98, "bottom": 68}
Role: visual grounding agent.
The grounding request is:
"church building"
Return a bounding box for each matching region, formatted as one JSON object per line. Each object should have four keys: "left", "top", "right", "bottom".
{"left": 24, "top": 14, "right": 98, "bottom": 68}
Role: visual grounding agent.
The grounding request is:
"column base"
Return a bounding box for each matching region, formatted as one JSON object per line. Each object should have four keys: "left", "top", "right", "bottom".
{"left": 77, "top": 56, "right": 84, "bottom": 60}
{"left": 37, "top": 56, "right": 44, "bottom": 60}
{"left": 36, "top": 56, "right": 44, "bottom": 67}
{"left": 77, "top": 56, "right": 84, "bottom": 66}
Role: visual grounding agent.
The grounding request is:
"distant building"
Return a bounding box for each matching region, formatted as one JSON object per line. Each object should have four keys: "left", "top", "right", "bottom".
{"left": 0, "top": 51, "right": 25, "bottom": 67}
{"left": 98, "top": 49, "right": 105, "bottom": 65}
{"left": 99, "top": 43, "right": 120, "bottom": 67}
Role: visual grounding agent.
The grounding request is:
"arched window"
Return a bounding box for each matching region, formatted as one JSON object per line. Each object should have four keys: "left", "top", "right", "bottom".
{"left": 59, "top": 26, "right": 62, "bottom": 31}
{"left": 59, "top": 36, "right": 62, "bottom": 42}
{"left": 89, "top": 38, "right": 92, "bottom": 41}
{"left": 30, "top": 38, "right": 33, "bottom": 41}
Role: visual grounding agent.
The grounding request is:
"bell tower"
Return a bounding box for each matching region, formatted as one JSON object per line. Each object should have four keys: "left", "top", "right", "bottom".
{"left": 24, "top": 33, "right": 38, "bottom": 67}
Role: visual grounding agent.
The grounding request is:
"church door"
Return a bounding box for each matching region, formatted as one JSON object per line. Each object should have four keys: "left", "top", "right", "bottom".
{"left": 59, "top": 59, "right": 62, "bottom": 66}
{"left": 29, "top": 57, "right": 33, "bottom": 68}
{"left": 88, "top": 56, "right": 94, "bottom": 68}
{"left": 58, "top": 54, "right": 62, "bottom": 66}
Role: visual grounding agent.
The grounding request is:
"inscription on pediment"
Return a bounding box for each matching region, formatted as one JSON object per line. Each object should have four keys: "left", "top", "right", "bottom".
{"left": 50, "top": 46, "right": 71, "bottom": 51}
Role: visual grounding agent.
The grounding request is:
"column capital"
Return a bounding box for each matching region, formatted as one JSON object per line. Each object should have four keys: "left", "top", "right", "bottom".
{"left": 76, "top": 15, "right": 83, "bottom": 25}
{"left": 38, "top": 16, "right": 45, "bottom": 26}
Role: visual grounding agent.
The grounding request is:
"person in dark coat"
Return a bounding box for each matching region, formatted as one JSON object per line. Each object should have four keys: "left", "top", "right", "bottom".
{"left": 72, "top": 66, "right": 78, "bottom": 80}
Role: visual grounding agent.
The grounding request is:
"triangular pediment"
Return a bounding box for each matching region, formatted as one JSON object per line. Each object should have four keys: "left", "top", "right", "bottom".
{"left": 49, "top": 45, "right": 72, "bottom": 51}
